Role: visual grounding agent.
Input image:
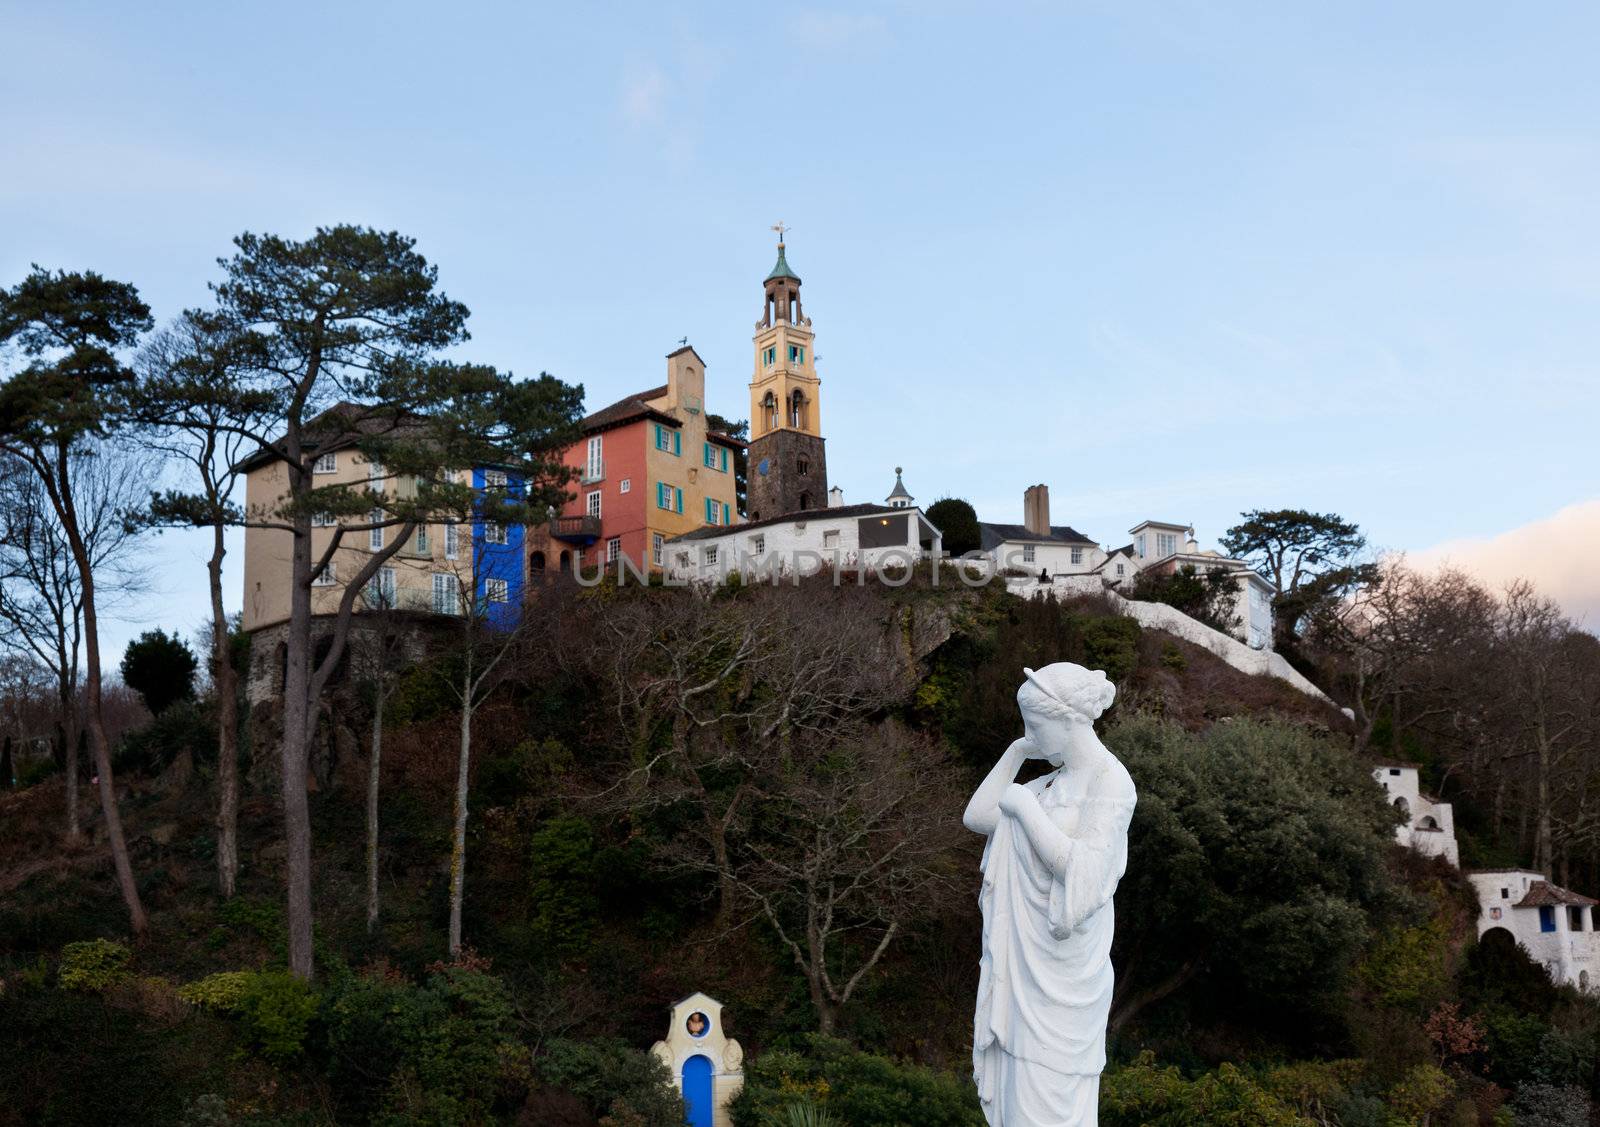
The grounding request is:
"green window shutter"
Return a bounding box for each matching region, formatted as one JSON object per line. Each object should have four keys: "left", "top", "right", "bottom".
{"left": 673, "top": 430, "right": 681, "bottom": 456}
{"left": 720, "top": 448, "right": 729, "bottom": 471}
{"left": 675, "top": 488, "right": 683, "bottom": 514}
{"left": 722, "top": 502, "right": 731, "bottom": 524}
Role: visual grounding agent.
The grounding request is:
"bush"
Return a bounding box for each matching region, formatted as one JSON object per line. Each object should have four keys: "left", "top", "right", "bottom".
{"left": 1509, "top": 1083, "right": 1593, "bottom": 1127}
{"left": 1100, "top": 1053, "right": 1308, "bottom": 1126}
{"left": 730, "top": 1035, "right": 982, "bottom": 1127}
{"left": 57, "top": 938, "right": 133, "bottom": 992}
{"left": 535, "top": 1037, "right": 687, "bottom": 1127}
{"left": 237, "top": 970, "right": 319, "bottom": 1063}
{"left": 115, "top": 698, "right": 216, "bottom": 775}
{"left": 178, "top": 970, "right": 253, "bottom": 1012}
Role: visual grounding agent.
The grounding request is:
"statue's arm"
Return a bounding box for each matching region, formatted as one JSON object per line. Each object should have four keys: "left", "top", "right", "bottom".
{"left": 963, "top": 738, "right": 1034, "bottom": 836}
{"left": 999, "top": 783, "right": 1073, "bottom": 878}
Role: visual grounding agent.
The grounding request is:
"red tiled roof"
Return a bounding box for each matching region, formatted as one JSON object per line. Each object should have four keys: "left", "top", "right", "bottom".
{"left": 582, "top": 385, "right": 673, "bottom": 432}
{"left": 1515, "top": 880, "right": 1598, "bottom": 908}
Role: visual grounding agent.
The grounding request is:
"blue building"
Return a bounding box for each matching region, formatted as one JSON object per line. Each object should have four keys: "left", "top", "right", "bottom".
{"left": 471, "top": 466, "right": 525, "bottom": 631}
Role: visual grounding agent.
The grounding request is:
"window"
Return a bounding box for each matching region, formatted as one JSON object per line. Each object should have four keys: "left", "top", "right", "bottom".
{"left": 657, "top": 483, "right": 681, "bottom": 512}
{"left": 750, "top": 534, "right": 765, "bottom": 554}
{"left": 788, "top": 344, "right": 804, "bottom": 364}
{"left": 314, "top": 452, "right": 337, "bottom": 474}
{"left": 1022, "top": 544, "right": 1036, "bottom": 564}
{"left": 1157, "top": 532, "right": 1177, "bottom": 558}
{"left": 368, "top": 510, "right": 384, "bottom": 551}
{"left": 1071, "top": 546, "right": 1083, "bottom": 565}
{"left": 486, "top": 577, "right": 509, "bottom": 604}
{"left": 366, "top": 567, "right": 396, "bottom": 608}
{"left": 484, "top": 468, "right": 508, "bottom": 489}
{"left": 704, "top": 546, "right": 719, "bottom": 565}
{"left": 705, "top": 497, "right": 721, "bottom": 525}
{"left": 414, "top": 526, "right": 429, "bottom": 553}
{"left": 585, "top": 436, "right": 603, "bottom": 481}
{"left": 586, "top": 490, "right": 602, "bottom": 519}
{"left": 654, "top": 424, "right": 680, "bottom": 455}
{"left": 312, "top": 511, "right": 335, "bottom": 528}
{"left": 484, "top": 522, "right": 507, "bottom": 545}
{"left": 823, "top": 530, "right": 840, "bottom": 549}
{"left": 704, "top": 443, "right": 717, "bottom": 469}
{"left": 313, "top": 562, "right": 337, "bottom": 586}
{"left": 1540, "top": 906, "right": 1557, "bottom": 933}
{"left": 1116, "top": 563, "right": 1126, "bottom": 577}
{"left": 606, "top": 537, "right": 621, "bottom": 563}
{"left": 798, "top": 458, "right": 809, "bottom": 476}
{"left": 763, "top": 346, "right": 776, "bottom": 367}
{"left": 652, "top": 533, "right": 664, "bottom": 566}
{"left": 676, "top": 551, "right": 690, "bottom": 568}
{"left": 1136, "top": 535, "right": 1146, "bottom": 559}
{"left": 368, "top": 458, "right": 384, "bottom": 489}
{"left": 1389, "top": 768, "right": 1402, "bottom": 776}
{"left": 445, "top": 521, "right": 459, "bottom": 559}
{"left": 1570, "top": 906, "right": 1586, "bottom": 932}
{"left": 620, "top": 478, "right": 631, "bottom": 493}
{"left": 432, "top": 572, "right": 458, "bottom": 614}
{"left": 1500, "top": 887, "right": 1509, "bottom": 899}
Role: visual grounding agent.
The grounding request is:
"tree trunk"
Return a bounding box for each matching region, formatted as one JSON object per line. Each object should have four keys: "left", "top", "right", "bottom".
{"left": 280, "top": 529, "right": 317, "bottom": 979}
{"left": 1536, "top": 721, "right": 1553, "bottom": 876}
{"left": 366, "top": 679, "right": 384, "bottom": 933}
{"left": 448, "top": 682, "right": 473, "bottom": 957}
{"left": 52, "top": 449, "right": 144, "bottom": 933}
{"left": 59, "top": 714, "right": 80, "bottom": 842}
{"left": 1, "top": 735, "right": 11, "bottom": 787}
{"left": 209, "top": 526, "right": 241, "bottom": 898}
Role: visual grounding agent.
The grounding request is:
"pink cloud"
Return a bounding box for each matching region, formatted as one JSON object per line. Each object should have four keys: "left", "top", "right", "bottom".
{"left": 1409, "top": 500, "right": 1600, "bottom": 631}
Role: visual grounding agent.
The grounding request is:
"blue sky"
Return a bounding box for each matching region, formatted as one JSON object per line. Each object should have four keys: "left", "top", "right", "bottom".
{"left": 4, "top": 1, "right": 1599, "bottom": 659}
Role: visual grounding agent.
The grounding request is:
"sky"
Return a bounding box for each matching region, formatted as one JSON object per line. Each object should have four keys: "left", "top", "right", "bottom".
{"left": 3, "top": 1, "right": 1598, "bottom": 661}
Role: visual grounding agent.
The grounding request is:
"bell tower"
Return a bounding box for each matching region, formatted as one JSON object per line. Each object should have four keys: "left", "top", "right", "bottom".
{"left": 747, "top": 230, "right": 828, "bottom": 521}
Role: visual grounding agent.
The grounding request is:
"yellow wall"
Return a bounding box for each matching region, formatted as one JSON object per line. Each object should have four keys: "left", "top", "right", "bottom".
{"left": 749, "top": 317, "right": 821, "bottom": 441}
{"left": 645, "top": 347, "right": 740, "bottom": 542}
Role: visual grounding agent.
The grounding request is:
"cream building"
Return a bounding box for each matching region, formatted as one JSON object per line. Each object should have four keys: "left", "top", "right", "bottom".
{"left": 651, "top": 992, "right": 743, "bottom": 1127}
{"left": 1371, "top": 763, "right": 1460, "bottom": 867}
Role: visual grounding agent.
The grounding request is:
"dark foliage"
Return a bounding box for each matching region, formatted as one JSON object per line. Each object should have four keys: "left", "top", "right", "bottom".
{"left": 924, "top": 497, "right": 981, "bottom": 558}
{"left": 119, "top": 628, "right": 198, "bottom": 715}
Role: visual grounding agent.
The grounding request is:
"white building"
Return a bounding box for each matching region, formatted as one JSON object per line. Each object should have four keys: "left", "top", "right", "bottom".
{"left": 979, "top": 485, "right": 1106, "bottom": 578}
{"left": 1372, "top": 763, "right": 1460, "bottom": 867}
{"left": 1121, "top": 520, "right": 1277, "bottom": 651}
{"left": 664, "top": 500, "right": 942, "bottom": 584}
{"left": 1467, "top": 870, "right": 1600, "bottom": 991}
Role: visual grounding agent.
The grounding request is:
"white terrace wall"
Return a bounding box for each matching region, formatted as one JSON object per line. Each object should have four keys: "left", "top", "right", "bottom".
{"left": 1005, "top": 576, "right": 1331, "bottom": 703}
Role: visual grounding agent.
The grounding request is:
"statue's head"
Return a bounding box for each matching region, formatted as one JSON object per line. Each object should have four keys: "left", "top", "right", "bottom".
{"left": 1017, "top": 663, "right": 1116, "bottom": 766}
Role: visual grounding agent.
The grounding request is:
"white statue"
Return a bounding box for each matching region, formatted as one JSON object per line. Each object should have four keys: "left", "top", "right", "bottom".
{"left": 964, "top": 663, "right": 1137, "bottom": 1126}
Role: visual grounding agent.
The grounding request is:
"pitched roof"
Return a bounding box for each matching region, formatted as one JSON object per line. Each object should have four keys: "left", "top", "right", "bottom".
{"left": 581, "top": 384, "right": 673, "bottom": 432}
{"left": 978, "top": 521, "right": 1098, "bottom": 551}
{"left": 667, "top": 502, "right": 907, "bottom": 543}
{"left": 885, "top": 467, "right": 912, "bottom": 502}
{"left": 706, "top": 430, "right": 747, "bottom": 450}
{"left": 1515, "top": 880, "right": 1598, "bottom": 909}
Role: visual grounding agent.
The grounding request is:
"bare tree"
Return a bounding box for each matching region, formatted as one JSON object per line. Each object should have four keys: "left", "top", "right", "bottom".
{"left": 711, "top": 722, "right": 966, "bottom": 1035}
{"left": 0, "top": 446, "right": 153, "bottom": 840}
{"left": 348, "top": 585, "right": 407, "bottom": 933}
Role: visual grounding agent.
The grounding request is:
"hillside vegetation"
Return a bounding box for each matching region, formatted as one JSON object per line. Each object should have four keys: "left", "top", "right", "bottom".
{"left": 2, "top": 579, "right": 1597, "bottom": 1126}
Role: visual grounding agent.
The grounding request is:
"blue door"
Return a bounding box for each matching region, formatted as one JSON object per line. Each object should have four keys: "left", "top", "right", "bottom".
{"left": 682, "top": 1054, "right": 713, "bottom": 1127}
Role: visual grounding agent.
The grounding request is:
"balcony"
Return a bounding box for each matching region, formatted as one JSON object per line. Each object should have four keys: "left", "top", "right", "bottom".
{"left": 581, "top": 460, "right": 604, "bottom": 484}
{"left": 550, "top": 514, "right": 602, "bottom": 545}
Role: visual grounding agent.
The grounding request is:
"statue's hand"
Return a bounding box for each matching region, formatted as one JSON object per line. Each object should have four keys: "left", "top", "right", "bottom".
{"left": 1007, "top": 736, "right": 1043, "bottom": 761}
{"left": 998, "top": 782, "right": 1034, "bottom": 818}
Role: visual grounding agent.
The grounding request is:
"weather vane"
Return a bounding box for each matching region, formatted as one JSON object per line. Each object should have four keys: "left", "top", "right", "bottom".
{"left": 771, "top": 220, "right": 789, "bottom": 244}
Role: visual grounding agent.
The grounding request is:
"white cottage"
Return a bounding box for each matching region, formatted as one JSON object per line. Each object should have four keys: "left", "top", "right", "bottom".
{"left": 651, "top": 992, "right": 744, "bottom": 1127}
{"left": 979, "top": 485, "right": 1105, "bottom": 578}
{"left": 1467, "top": 871, "right": 1600, "bottom": 991}
{"left": 1371, "top": 763, "right": 1460, "bottom": 867}
{"left": 664, "top": 502, "right": 942, "bottom": 584}
{"left": 1122, "top": 520, "right": 1277, "bottom": 651}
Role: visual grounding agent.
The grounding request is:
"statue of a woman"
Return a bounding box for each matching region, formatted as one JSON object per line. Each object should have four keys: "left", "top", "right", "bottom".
{"left": 964, "top": 663, "right": 1136, "bottom": 1126}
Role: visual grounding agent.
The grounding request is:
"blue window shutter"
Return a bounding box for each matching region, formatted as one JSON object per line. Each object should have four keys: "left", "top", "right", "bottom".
{"left": 723, "top": 502, "right": 731, "bottom": 524}
{"left": 721, "top": 448, "right": 729, "bottom": 471}
{"left": 673, "top": 430, "right": 681, "bottom": 456}
{"left": 676, "top": 488, "right": 683, "bottom": 514}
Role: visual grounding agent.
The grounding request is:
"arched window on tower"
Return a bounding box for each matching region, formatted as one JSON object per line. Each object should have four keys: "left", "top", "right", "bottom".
{"left": 789, "top": 389, "right": 805, "bottom": 429}
{"left": 763, "top": 392, "right": 778, "bottom": 432}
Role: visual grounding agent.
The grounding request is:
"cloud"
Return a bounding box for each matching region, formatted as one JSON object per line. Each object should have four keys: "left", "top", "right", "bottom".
{"left": 619, "top": 63, "right": 669, "bottom": 127}
{"left": 1409, "top": 499, "right": 1600, "bottom": 630}
{"left": 786, "top": 9, "right": 889, "bottom": 51}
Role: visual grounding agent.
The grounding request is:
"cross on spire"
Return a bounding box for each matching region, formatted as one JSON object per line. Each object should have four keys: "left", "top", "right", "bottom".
{"left": 770, "top": 220, "right": 789, "bottom": 244}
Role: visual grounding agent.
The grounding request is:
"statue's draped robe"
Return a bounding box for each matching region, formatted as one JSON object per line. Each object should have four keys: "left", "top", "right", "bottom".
{"left": 974, "top": 753, "right": 1136, "bottom": 1126}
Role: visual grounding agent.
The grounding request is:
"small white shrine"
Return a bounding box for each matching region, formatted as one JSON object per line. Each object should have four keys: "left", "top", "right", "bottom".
{"left": 650, "top": 991, "right": 744, "bottom": 1127}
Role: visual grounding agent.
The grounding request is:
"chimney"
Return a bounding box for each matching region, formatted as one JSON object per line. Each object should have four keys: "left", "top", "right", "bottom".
{"left": 828, "top": 486, "right": 845, "bottom": 508}
{"left": 1023, "top": 484, "right": 1050, "bottom": 536}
